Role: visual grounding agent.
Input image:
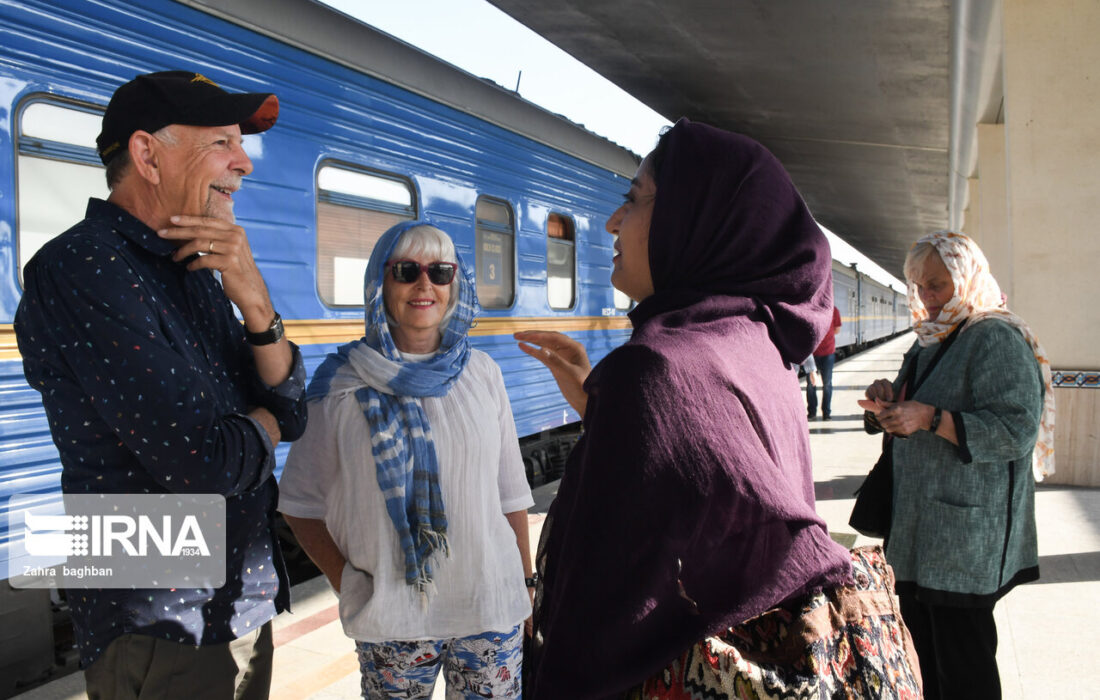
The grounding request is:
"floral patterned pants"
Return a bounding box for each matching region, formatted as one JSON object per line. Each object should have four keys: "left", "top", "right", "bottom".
{"left": 356, "top": 624, "right": 523, "bottom": 699}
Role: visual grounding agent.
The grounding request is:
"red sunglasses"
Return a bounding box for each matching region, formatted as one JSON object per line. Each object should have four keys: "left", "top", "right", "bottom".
{"left": 388, "top": 260, "right": 458, "bottom": 285}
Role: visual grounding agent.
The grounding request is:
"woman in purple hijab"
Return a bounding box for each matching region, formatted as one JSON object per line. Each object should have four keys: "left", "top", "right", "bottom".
{"left": 515, "top": 119, "right": 922, "bottom": 699}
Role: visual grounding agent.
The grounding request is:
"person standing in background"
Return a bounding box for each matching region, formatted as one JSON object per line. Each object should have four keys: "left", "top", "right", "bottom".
{"left": 860, "top": 231, "right": 1050, "bottom": 699}
{"left": 800, "top": 354, "right": 819, "bottom": 401}
{"left": 807, "top": 305, "right": 842, "bottom": 420}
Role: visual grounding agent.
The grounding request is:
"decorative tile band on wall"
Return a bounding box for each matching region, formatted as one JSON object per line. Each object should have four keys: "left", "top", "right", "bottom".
{"left": 1052, "top": 370, "right": 1100, "bottom": 388}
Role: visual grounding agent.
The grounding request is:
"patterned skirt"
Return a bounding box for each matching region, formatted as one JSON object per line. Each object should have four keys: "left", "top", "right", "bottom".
{"left": 630, "top": 546, "right": 923, "bottom": 700}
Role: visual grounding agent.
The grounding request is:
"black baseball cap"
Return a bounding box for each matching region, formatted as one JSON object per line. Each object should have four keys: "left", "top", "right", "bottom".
{"left": 96, "top": 70, "right": 279, "bottom": 165}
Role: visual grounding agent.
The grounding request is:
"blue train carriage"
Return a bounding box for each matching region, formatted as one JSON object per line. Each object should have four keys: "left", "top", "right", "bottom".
{"left": 832, "top": 260, "right": 862, "bottom": 351}
{"left": 862, "top": 270, "right": 909, "bottom": 343}
{"left": 830, "top": 260, "right": 909, "bottom": 356}
{"left": 0, "top": 0, "right": 636, "bottom": 688}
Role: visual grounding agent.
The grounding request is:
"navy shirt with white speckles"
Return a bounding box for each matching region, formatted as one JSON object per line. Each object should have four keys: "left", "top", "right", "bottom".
{"left": 15, "top": 199, "right": 307, "bottom": 667}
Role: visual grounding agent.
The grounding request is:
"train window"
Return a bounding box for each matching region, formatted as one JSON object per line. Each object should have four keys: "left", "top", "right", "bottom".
{"left": 613, "top": 288, "right": 632, "bottom": 310}
{"left": 475, "top": 197, "right": 515, "bottom": 308}
{"left": 316, "top": 163, "right": 416, "bottom": 306}
{"left": 547, "top": 213, "right": 575, "bottom": 309}
{"left": 16, "top": 98, "right": 108, "bottom": 285}
{"left": 22, "top": 102, "right": 102, "bottom": 145}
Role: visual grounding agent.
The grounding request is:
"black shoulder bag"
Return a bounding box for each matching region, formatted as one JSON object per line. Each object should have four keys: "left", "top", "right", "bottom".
{"left": 848, "top": 323, "right": 964, "bottom": 540}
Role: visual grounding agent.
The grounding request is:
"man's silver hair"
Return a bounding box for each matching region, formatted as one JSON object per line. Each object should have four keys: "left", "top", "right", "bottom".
{"left": 104, "top": 124, "right": 179, "bottom": 190}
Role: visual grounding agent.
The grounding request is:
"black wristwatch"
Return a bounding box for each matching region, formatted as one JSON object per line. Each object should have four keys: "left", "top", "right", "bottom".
{"left": 525, "top": 573, "right": 540, "bottom": 588}
{"left": 928, "top": 406, "right": 942, "bottom": 433}
{"left": 245, "top": 312, "right": 284, "bottom": 346}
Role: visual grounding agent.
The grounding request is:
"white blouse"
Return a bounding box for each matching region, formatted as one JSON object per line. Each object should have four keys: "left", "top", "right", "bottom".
{"left": 279, "top": 349, "right": 534, "bottom": 642}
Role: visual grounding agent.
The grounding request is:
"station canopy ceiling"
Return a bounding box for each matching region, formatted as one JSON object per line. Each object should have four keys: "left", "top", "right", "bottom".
{"left": 488, "top": 0, "right": 953, "bottom": 279}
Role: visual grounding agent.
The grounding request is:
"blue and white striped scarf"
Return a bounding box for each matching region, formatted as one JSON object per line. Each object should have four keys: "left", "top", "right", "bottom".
{"left": 306, "top": 220, "right": 480, "bottom": 591}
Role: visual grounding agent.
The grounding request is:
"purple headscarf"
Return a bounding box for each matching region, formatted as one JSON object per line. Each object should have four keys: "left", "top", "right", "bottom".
{"left": 646, "top": 118, "right": 835, "bottom": 363}
{"left": 528, "top": 119, "right": 852, "bottom": 699}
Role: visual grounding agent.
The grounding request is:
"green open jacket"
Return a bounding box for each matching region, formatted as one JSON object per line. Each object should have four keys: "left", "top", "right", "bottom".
{"left": 887, "top": 318, "right": 1043, "bottom": 605}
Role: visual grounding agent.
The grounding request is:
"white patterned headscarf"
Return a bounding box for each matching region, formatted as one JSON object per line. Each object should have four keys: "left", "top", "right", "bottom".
{"left": 906, "top": 230, "right": 1054, "bottom": 480}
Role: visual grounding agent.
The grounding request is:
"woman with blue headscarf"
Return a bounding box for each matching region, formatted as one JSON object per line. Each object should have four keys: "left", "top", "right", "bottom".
{"left": 279, "top": 221, "right": 534, "bottom": 699}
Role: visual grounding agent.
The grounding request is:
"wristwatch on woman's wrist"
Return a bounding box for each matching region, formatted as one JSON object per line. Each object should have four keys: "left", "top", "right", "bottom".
{"left": 928, "top": 406, "right": 942, "bottom": 433}
{"left": 525, "top": 573, "right": 540, "bottom": 588}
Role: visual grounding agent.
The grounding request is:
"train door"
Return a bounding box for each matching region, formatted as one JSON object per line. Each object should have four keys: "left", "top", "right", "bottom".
{"left": 854, "top": 268, "right": 863, "bottom": 345}
{"left": 849, "top": 289, "right": 858, "bottom": 346}
{"left": 891, "top": 291, "right": 898, "bottom": 333}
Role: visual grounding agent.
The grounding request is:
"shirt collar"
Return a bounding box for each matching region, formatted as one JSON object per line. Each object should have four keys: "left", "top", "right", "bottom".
{"left": 86, "top": 198, "right": 178, "bottom": 257}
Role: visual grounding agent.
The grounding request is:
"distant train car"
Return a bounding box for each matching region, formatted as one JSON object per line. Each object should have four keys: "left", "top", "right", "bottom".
{"left": 0, "top": 0, "right": 908, "bottom": 689}
{"left": 831, "top": 260, "right": 909, "bottom": 357}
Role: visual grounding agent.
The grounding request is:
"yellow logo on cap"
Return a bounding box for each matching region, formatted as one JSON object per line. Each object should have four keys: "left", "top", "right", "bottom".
{"left": 191, "top": 74, "right": 219, "bottom": 87}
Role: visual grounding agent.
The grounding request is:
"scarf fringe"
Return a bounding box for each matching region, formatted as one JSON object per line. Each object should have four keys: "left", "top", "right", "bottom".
{"left": 417, "top": 527, "right": 451, "bottom": 559}
{"left": 411, "top": 527, "right": 451, "bottom": 606}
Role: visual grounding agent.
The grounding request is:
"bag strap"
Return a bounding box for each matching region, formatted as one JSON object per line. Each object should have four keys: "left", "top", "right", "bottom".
{"left": 902, "top": 321, "right": 965, "bottom": 398}
{"left": 880, "top": 322, "right": 966, "bottom": 444}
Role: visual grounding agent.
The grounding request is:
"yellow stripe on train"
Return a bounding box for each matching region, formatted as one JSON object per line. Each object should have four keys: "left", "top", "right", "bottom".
{"left": 283, "top": 316, "right": 634, "bottom": 344}
{"left": 0, "top": 325, "right": 16, "bottom": 360}
{"left": 0, "top": 317, "right": 635, "bottom": 361}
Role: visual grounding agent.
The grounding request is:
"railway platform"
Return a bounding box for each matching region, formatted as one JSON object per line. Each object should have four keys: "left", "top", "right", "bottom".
{"left": 13, "top": 332, "right": 1100, "bottom": 700}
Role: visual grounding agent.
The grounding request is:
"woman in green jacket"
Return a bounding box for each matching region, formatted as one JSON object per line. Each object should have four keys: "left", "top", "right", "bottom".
{"left": 861, "top": 231, "right": 1055, "bottom": 700}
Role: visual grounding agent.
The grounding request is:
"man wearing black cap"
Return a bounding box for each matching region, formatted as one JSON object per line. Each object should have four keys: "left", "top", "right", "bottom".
{"left": 14, "top": 71, "right": 306, "bottom": 699}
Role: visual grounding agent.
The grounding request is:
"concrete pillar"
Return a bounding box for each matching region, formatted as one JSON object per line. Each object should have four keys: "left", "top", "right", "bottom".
{"left": 976, "top": 123, "right": 1011, "bottom": 300}
{"left": 1003, "top": 0, "right": 1100, "bottom": 484}
{"left": 963, "top": 176, "right": 980, "bottom": 241}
